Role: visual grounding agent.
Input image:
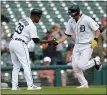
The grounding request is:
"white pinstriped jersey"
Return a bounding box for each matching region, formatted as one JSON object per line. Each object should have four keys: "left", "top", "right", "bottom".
{"left": 13, "top": 17, "right": 39, "bottom": 44}
{"left": 65, "top": 14, "right": 99, "bottom": 44}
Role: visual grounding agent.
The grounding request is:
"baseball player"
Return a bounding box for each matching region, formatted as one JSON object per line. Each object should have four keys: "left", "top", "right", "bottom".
{"left": 9, "top": 9, "right": 49, "bottom": 90}
{"left": 49, "top": 3, "right": 102, "bottom": 88}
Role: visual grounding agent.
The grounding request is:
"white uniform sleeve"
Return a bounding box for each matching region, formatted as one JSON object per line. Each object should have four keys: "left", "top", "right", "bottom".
{"left": 88, "top": 17, "right": 99, "bottom": 31}
{"left": 65, "top": 20, "right": 74, "bottom": 36}
{"left": 29, "top": 25, "right": 39, "bottom": 38}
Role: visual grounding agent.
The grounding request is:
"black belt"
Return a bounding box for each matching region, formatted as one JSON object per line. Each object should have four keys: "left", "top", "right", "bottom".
{"left": 14, "top": 38, "right": 27, "bottom": 44}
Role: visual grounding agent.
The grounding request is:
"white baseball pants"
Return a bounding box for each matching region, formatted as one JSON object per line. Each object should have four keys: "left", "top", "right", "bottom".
{"left": 71, "top": 43, "right": 95, "bottom": 86}
{"left": 9, "top": 40, "right": 33, "bottom": 88}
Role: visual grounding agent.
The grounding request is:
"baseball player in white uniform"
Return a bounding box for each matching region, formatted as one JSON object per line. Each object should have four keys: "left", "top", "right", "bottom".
{"left": 9, "top": 9, "right": 49, "bottom": 90}
{"left": 49, "top": 3, "right": 102, "bottom": 88}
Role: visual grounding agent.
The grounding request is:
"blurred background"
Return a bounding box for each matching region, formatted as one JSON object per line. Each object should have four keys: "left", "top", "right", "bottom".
{"left": 1, "top": 1, "right": 107, "bottom": 88}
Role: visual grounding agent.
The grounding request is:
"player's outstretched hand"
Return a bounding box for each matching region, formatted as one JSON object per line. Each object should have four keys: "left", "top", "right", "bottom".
{"left": 90, "top": 38, "right": 98, "bottom": 48}
{"left": 47, "top": 39, "right": 59, "bottom": 46}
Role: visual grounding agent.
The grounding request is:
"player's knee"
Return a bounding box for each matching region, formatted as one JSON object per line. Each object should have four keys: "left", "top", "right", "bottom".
{"left": 13, "top": 67, "right": 20, "bottom": 71}
{"left": 13, "top": 66, "right": 20, "bottom": 69}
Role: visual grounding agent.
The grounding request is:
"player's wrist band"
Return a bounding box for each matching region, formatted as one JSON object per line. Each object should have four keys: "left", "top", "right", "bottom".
{"left": 94, "top": 38, "right": 98, "bottom": 42}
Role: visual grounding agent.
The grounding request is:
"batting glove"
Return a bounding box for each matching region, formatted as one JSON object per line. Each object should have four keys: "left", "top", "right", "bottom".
{"left": 90, "top": 38, "right": 98, "bottom": 48}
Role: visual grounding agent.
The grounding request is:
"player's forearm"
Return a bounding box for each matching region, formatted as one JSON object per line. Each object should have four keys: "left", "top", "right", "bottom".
{"left": 39, "top": 40, "right": 48, "bottom": 44}
{"left": 39, "top": 75, "right": 46, "bottom": 78}
{"left": 90, "top": 29, "right": 101, "bottom": 48}
{"left": 95, "top": 29, "right": 101, "bottom": 38}
{"left": 32, "top": 38, "right": 48, "bottom": 44}
{"left": 40, "top": 75, "right": 49, "bottom": 78}
{"left": 56, "top": 34, "right": 68, "bottom": 44}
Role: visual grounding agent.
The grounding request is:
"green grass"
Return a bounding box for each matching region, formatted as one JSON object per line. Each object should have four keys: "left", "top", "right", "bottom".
{"left": 1, "top": 85, "right": 106, "bottom": 95}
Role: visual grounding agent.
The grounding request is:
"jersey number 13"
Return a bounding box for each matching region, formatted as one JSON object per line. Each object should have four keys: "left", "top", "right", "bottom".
{"left": 15, "top": 23, "right": 24, "bottom": 34}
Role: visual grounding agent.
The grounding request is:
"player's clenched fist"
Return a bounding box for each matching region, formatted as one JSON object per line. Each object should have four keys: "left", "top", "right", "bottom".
{"left": 90, "top": 38, "right": 98, "bottom": 48}
{"left": 47, "top": 39, "right": 59, "bottom": 46}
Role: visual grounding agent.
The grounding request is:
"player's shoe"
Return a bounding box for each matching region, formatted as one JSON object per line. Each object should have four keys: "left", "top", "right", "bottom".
{"left": 11, "top": 86, "right": 20, "bottom": 90}
{"left": 94, "top": 56, "right": 102, "bottom": 71}
{"left": 27, "top": 85, "right": 41, "bottom": 90}
{"left": 76, "top": 85, "right": 89, "bottom": 88}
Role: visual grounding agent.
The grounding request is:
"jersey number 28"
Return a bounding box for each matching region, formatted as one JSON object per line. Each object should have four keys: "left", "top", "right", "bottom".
{"left": 15, "top": 23, "right": 24, "bottom": 34}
